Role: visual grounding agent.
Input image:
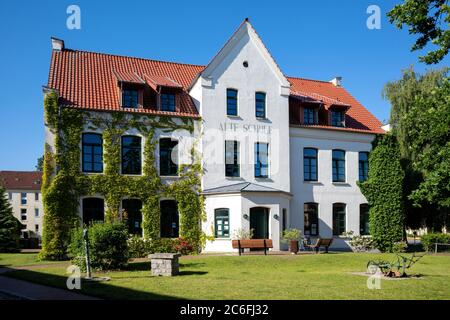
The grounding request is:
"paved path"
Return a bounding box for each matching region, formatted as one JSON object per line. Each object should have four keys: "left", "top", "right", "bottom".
{"left": 0, "top": 274, "right": 100, "bottom": 300}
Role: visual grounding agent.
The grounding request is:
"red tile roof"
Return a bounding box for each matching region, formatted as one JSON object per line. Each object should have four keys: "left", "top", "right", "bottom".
{"left": 0, "top": 171, "right": 42, "bottom": 191}
{"left": 288, "top": 77, "right": 384, "bottom": 133}
{"left": 47, "top": 50, "right": 204, "bottom": 118}
{"left": 47, "top": 49, "right": 383, "bottom": 133}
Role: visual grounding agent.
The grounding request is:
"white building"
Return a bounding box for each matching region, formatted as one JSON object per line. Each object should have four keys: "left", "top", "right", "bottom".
{"left": 45, "top": 19, "right": 384, "bottom": 252}
{"left": 0, "top": 171, "right": 43, "bottom": 246}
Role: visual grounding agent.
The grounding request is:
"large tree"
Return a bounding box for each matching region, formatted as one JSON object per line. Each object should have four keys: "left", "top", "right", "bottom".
{"left": 359, "top": 134, "right": 405, "bottom": 252}
{"left": 0, "top": 185, "right": 22, "bottom": 253}
{"left": 388, "top": 0, "right": 450, "bottom": 64}
{"left": 383, "top": 68, "right": 450, "bottom": 230}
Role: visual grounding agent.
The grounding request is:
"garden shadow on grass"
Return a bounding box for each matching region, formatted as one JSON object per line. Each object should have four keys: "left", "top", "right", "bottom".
{"left": 4, "top": 267, "right": 182, "bottom": 300}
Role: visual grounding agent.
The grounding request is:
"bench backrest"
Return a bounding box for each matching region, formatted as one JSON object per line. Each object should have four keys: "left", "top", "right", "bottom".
{"left": 231, "top": 239, "right": 273, "bottom": 249}
{"left": 318, "top": 238, "right": 333, "bottom": 246}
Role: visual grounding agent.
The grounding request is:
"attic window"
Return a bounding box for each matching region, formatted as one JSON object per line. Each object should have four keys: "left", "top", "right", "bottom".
{"left": 243, "top": 61, "right": 248, "bottom": 68}
{"left": 161, "top": 93, "right": 176, "bottom": 112}
{"left": 331, "top": 110, "right": 345, "bottom": 127}
{"left": 122, "top": 89, "right": 139, "bottom": 108}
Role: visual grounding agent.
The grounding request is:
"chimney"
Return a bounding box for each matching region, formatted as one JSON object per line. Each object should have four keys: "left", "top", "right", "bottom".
{"left": 51, "top": 37, "right": 65, "bottom": 51}
{"left": 330, "top": 76, "right": 342, "bottom": 87}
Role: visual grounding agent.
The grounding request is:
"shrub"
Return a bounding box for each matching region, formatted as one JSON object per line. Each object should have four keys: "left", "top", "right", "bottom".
{"left": 233, "top": 228, "right": 254, "bottom": 240}
{"left": 68, "top": 222, "right": 129, "bottom": 271}
{"left": 421, "top": 233, "right": 450, "bottom": 251}
{"left": 282, "top": 229, "right": 302, "bottom": 242}
{"left": 392, "top": 241, "right": 408, "bottom": 253}
{"left": 173, "top": 237, "right": 195, "bottom": 255}
{"left": 359, "top": 134, "right": 405, "bottom": 252}
{"left": 344, "top": 231, "right": 376, "bottom": 252}
{"left": 127, "top": 235, "right": 152, "bottom": 258}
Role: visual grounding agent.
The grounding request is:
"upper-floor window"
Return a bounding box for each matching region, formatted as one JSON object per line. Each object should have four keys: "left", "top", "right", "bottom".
{"left": 8, "top": 192, "right": 12, "bottom": 201}
{"left": 35, "top": 208, "right": 39, "bottom": 217}
{"left": 121, "top": 136, "right": 142, "bottom": 175}
{"left": 255, "top": 142, "right": 269, "bottom": 178}
{"left": 21, "top": 208, "right": 27, "bottom": 221}
{"left": 304, "top": 202, "right": 319, "bottom": 236}
{"left": 159, "top": 138, "right": 178, "bottom": 176}
{"left": 82, "top": 133, "right": 103, "bottom": 173}
{"left": 359, "top": 152, "right": 369, "bottom": 181}
{"left": 161, "top": 93, "right": 176, "bottom": 112}
{"left": 35, "top": 192, "right": 39, "bottom": 201}
{"left": 35, "top": 224, "right": 39, "bottom": 233}
{"left": 122, "top": 89, "right": 139, "bottom": 108}
{"left": 360, "top": 204, "right": 370, "bottom": 235}
{"left": 331, "top": 110, "right": 345, "bottom": 127}
{"left": 304, "top": 107, "right": 318, "bottom": 125}
{"left": 225, "top": 140, "right": 240, "bottom": 177}
{"left": 332, "top": 150, "right": 346, "bottom": 182}
{"left": 333, "top": 203, "right": 346, "bottom": 236}
{"left": 304, "top": 148, "right": 318, "bottom": 181}
{"left": 214, "top": 208, "right": 230, "bottom": 238}
{"left": 226, "top": 89, "right": 238, "bottom": 116}
{"left": 255, "top": 92, "right": 266, "bottom": 118}
{"left": 21, "top": 192, "right": 27, "bottom": 205}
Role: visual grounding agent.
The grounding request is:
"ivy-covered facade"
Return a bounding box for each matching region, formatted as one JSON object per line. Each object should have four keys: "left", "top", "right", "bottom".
{"left": 40, "top": 91, "right": 204, "bottom": 260}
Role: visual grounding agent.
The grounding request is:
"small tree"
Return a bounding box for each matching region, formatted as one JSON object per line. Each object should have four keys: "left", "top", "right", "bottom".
{"left": 359, "top": 134, "right": 405, "bottom": 252}
{"left": 0, "top": 185, "right": 22, "bottom": 252}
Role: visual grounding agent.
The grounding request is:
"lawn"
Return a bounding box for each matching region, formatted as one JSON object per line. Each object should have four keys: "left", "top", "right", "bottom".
{"left": 1, "top": 252, "right": 450, "bottom": 299}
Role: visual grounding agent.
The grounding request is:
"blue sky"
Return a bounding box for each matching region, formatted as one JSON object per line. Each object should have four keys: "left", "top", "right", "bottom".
{"left": 0, "top": 0, "right": 448, "bottom": 171}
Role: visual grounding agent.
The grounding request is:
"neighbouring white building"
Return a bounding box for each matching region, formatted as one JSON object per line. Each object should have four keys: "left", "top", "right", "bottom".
{"left": 45, "top": 19, "right": 385, "bottom": 252}
{"left": 0, "top": 171, "right": 43, "bottom": 247}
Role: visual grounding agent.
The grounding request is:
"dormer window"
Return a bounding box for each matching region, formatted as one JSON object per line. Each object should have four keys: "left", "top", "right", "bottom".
{"left": 331, "top": 110, "right": 345, "bottom": 127}
{"left": 304, "top": 107, "right": 318, "bottom": 125}
{"left": 161, "top": 93, "right": 176, "bottom": 112}
{"left": 122, "top": 89, "right": 139, "bottom": 108}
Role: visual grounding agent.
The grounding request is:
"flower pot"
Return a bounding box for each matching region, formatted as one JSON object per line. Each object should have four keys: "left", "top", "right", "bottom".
{"left": 289, "top": 240, "right": 299, "bottom": 254}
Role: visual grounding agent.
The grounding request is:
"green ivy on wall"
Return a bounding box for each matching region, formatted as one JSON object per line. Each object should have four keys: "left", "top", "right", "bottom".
{"left": 39, "top": 91, "right": 205, "bottom": 260}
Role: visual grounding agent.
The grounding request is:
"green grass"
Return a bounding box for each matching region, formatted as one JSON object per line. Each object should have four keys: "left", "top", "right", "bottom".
{"left": 2, "top": 253, "right": 450, "bottom": 299}
{"left": 0, "top": 252, "right": 62, "bottom": 267}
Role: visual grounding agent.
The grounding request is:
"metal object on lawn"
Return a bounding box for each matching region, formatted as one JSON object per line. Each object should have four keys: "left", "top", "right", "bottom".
{"left": 366, "top": 252, "right": 426, "bottom": 278}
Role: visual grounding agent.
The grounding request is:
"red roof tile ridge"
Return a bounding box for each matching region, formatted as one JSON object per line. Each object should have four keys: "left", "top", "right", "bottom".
{"left": 287, "top": 76, "right": 334, "bottom": 84}
{"left": 61, "top": 48, "right": 206, "bottom": 69}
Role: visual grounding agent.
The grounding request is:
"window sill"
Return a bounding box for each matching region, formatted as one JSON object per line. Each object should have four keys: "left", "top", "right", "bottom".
{"left": 82, "top": 172, "right": 104, "bottom": 175}
{"left": 255, "top": 177, "right": 273, "bottom": 182}
{"left": 226, "top": 176, "right": 244, "bottom": 181}
{"left": 303, "top": 180, "right": 321, "bottom": 184}
{"left": 214, "top": 238, "right": 231, "bottom": 240}
{"left": 121, "top": 173, "right": 143, "bottom": 177}
{"left": 332, "top": 182, "right": 350, "bottom": 186}
{"left": 256, "top": 117, "right": 271, "bottom": 123}
{"left": 227, "top": 115, "right": 242, "bottom": 120}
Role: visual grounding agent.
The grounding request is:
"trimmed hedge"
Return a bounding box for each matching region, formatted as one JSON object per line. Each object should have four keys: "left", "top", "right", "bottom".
{"left": 127, "top": 236, "right": 195, "bottom": 258}
{"left": 68, "top": 222, "right": 129, "bottom": 271}
{"left": 421, "top": 233, "right": 450, "bottom": 251}
{"left": 359, "top": 134, "right": 405, "bottom": 252}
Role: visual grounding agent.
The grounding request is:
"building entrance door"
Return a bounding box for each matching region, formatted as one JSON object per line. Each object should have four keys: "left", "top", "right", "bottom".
{"left": 250, "top": 207, "right": 269, "bottom": 239}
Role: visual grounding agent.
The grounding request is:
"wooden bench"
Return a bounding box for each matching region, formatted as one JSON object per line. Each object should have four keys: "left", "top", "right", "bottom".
{"left": 232, "top": 239, "right": 273, "bottom": 255}
{"left": 304, "top": 238, "right": 333, "bottom": 253}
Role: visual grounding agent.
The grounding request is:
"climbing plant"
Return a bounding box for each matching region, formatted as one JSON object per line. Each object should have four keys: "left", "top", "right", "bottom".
{"left": 39, "top": 91, "right": 205, "bottom": 260}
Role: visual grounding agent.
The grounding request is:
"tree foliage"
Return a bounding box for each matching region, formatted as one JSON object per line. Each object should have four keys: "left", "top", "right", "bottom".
{"left": 0, "top": 184, "right": 22, "bottom": 253}
{"left": 383, "top": 67, "right": 450, "bottom": 230}
{"left": 388, "top": 0, "right": 450, "bottom": 64}
{"left": 359, "top": 134, "right": 405, "bottom": 252}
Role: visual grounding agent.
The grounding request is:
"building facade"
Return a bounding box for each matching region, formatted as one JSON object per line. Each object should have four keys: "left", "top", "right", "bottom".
{"left": 0, "top": 171, "right": 43, "bottom": 244}
{"left": 44, "top": 20, "right": 384, "bottom": 252}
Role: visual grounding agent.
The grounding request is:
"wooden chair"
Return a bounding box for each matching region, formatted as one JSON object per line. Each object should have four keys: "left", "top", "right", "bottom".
{"left": 304, "top": 238, "right": 333, "bottom": 253}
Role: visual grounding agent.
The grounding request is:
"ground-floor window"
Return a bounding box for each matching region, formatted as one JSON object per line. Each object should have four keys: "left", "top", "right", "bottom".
{"left": 214, "top": 208, "right": 230, "bottom": 238}
{"left": 122, "top": 199, "right": 143, "bottom": 236}
{"left": 360, "top": 204, "right": 370, "bottom": 235}
{"left": 332, "top": 203, "right": 346, "bottom": 236}
{"left": 160, "top": 200, "right": 179, "bottom": 238}
{"left": 304, "top": 203, "right": 319, "bottom": 236}
{"left": 82, "top": 198, "right": 105, "bottom": 225}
